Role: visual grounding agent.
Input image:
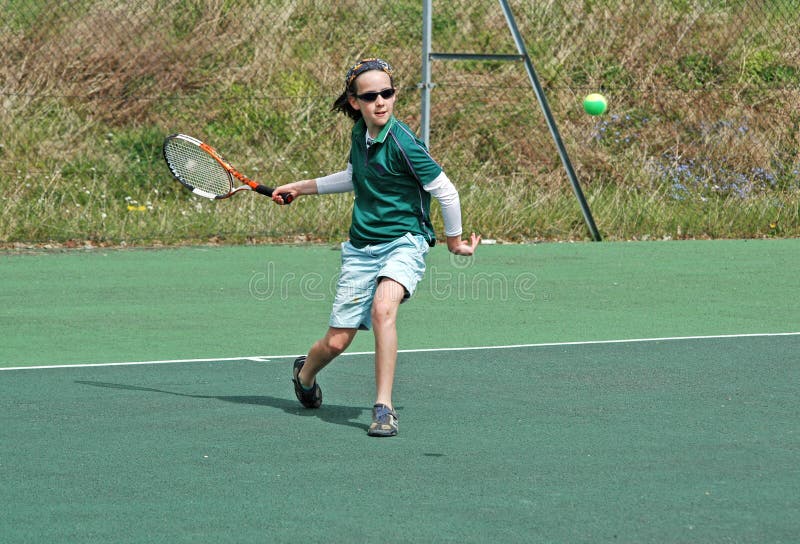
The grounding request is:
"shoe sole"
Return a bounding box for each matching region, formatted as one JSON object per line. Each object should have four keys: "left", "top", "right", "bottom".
{"left": 367, "top": 428, "right": 397, "bottom": 437}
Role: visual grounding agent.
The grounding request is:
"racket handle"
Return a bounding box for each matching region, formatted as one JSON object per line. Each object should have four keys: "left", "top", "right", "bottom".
{"left": 254, "top": 184, "right": 293, "bottom": 204}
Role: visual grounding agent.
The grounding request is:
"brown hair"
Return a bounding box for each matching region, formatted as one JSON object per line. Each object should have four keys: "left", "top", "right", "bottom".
{"left": 331, "top": 58, "right": 395, "bottom": 121}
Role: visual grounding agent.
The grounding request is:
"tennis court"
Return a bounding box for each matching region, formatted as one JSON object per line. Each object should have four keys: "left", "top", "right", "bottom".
{"left": 2, "top": 240, "right": 799, "bottom": 543}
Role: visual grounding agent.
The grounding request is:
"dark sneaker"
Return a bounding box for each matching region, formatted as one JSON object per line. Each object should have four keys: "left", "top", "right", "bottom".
{"left": 367, "top": 403, "right": 398, "bottom": 437}
{"left": 292, "top": 356, "right": 321, "bottom": 409}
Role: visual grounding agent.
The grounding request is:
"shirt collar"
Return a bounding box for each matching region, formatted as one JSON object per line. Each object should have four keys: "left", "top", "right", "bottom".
{"left": 358, "top": 115, "right": 397, "bottom": 147}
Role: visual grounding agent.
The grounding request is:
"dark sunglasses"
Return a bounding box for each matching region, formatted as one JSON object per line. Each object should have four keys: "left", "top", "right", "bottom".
{"left": 355, "top": 88, "right": 396, "bottom": 102}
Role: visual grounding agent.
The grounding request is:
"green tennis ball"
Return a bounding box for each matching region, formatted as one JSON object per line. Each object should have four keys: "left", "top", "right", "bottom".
{"left": 583, "top": 93, "right": 608, "bottom": 116}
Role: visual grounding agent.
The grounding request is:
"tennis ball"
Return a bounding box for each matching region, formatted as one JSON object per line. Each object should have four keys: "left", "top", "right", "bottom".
{"left": 583, "top": 93, "right": 608, "bottom": 116}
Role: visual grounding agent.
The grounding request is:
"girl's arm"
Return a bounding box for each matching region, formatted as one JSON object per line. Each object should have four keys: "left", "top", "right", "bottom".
{"left": 424, "top": 172, "right": 480, "bottom": 255}
{"left": 271, "top": 165, "right": 353, "bottom": 204}
{"left": 316, "top": 165, "right": 354, "bottom": 194}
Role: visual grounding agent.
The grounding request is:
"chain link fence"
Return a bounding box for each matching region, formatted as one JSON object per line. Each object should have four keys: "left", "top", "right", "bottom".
{"left": 2, "top": 1, "right": 799, "bottom": 243}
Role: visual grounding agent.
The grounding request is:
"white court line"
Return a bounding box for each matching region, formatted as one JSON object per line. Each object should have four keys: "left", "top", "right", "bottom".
{"left": 2, "top": 331, "right": 799, "bottom": 372}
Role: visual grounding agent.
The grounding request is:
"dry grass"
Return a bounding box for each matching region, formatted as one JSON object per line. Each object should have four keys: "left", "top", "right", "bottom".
{"left": 1, "top": 0, "right": 799, "bottom": 246}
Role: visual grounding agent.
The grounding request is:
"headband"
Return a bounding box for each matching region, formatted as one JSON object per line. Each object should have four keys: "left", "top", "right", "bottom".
{"left": 345, "top": 58, "right": 394, "bottom": 89}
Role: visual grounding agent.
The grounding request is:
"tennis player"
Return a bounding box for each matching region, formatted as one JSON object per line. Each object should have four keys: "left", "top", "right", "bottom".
{"left": 272, "top": 58, "right": 479, "bottom": 437}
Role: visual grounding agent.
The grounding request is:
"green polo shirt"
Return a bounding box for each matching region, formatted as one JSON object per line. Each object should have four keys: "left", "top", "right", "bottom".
{"left": 348, "top": 116, "right": 442, "bottom": 248}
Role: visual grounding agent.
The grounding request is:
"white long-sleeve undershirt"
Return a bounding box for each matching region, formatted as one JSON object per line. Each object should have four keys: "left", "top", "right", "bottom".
{"left": 315, "top": 164, "right": 354, "bottom": 194}
{"left": 315, "top": 166, "right": 462, "bottom": 237}
{"left": 423, "top": 171, "right": 462, "bottom": 237}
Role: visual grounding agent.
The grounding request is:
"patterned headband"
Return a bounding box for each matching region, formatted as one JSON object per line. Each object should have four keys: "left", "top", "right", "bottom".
{"left": 345, "top": 58, "right": 394, "bottom": 89}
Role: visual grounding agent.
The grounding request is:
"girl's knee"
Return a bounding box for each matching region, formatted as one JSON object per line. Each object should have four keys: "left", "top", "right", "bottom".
{"left": 371, "top": 280, "right": 405, "bottom": 327}
{"left": 371, "top": 300, "right": 398, "bottom": 329}
{"left": 323, "top": 329, "right": 355, "bottom": 356}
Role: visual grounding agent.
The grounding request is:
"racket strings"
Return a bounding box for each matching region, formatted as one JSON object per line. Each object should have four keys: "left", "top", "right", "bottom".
{"left": 164, "top": 139, "right": 232, "bottom": 197}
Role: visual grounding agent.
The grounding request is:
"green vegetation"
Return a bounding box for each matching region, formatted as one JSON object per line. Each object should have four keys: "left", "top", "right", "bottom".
{"left": 1, "top": 0, "right": 798, "bottom": 246}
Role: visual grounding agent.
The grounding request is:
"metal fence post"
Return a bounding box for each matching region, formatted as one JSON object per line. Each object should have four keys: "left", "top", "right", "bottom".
{"left": 420, "top": 0, "right": 602, "bottom": 241}
{"left": 420, "top": 0, "right": 433, "bottom": 147}
{"left": 498, "top": 0, "right": 601, "bottom": 241}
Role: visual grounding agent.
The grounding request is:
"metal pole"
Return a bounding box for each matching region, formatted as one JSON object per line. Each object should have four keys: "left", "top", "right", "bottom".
{"left": 498, "top": 0, "right": 602, "bottom": 241}
{"left": 420, "top": 0, "right": 433, "bottom": 147}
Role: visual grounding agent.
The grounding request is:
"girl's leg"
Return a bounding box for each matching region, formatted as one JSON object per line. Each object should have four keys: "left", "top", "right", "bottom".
{"left": 297, "top": 327, "right": 357, "bottom": 387}
{"left": 370, "top": 278, "right": 406, "bottom": 408}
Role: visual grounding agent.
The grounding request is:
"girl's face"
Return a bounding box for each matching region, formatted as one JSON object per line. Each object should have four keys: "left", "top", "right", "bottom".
{"left": 348, "top": 70, "right": 396, "bottom": 137}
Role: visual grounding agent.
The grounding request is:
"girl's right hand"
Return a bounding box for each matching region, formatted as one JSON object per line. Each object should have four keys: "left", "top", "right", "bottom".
{"left": 271, "top": 186, "right": 296, "bottom": 205}
{"left": 271, "top": 179, "right": 318, "bottom": 204}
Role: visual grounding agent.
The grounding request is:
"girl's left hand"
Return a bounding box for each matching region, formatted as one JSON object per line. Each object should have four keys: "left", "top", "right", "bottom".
{"left": 446, "top": 233, "right": 481, "bottom": 256}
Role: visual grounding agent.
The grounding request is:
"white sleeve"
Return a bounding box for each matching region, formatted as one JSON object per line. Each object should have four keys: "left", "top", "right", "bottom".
{"left": 423, "top": 171, "right": 462, "bottom": 237}
{"left": 316, "top": 164, "right": 354, "bottom": 194}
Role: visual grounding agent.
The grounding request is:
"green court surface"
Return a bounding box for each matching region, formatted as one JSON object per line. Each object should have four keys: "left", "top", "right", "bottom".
{"left": 1, "top": 240, "right": 799, "bottom": 543}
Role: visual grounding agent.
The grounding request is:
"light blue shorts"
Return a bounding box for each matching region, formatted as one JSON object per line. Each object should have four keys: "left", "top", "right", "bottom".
{"left": 330, "top": 233, "right": 430, "bottom": 330}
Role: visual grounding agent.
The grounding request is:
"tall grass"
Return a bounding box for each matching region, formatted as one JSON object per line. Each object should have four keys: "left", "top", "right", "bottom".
{"left": 1, "top": 0, "right": 798, "bottom": 246}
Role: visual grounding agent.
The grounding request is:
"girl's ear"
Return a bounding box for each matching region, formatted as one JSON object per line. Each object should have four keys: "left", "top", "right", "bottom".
{"left": 348, "top": 94, "right": 360, "bottom": 111}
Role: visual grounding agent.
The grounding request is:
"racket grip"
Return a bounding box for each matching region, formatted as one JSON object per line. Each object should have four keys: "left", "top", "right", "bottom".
{"left": 254, "top": 184, "right": 293, "bottom": 204}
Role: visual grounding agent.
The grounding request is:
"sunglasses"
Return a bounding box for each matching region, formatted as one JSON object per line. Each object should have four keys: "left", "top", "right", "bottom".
{"left": 354, "top": 88, "right": 396, "bottom": 102}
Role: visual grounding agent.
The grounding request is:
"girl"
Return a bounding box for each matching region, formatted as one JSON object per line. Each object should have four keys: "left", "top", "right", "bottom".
{"left": 271, "top": 58, "right": 479, "bottom": 437}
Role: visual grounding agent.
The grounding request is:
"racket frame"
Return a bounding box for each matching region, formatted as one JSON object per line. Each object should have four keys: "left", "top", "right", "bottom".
{"left": 163, "top": 133, "right": 289, "bottom": 202}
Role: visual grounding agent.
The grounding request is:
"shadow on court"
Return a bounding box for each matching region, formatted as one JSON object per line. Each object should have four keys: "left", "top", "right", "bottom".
{"left": 75, "top": 380, "right": 370, "bottom": 432}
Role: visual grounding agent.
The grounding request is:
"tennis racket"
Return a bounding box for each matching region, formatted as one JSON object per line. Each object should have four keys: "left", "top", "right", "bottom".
{"left": 162, "top": 133, "right": 293, "bottom": 203}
